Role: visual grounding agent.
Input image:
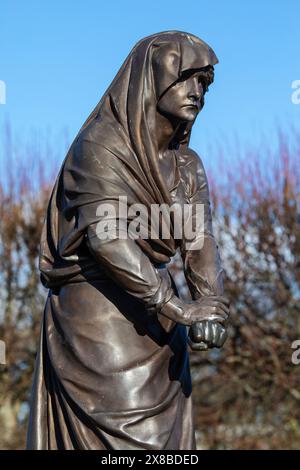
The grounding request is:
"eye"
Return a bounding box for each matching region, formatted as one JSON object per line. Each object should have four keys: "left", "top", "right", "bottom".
{"left": 178, "top": 70, "right": 194, "bottom": 82}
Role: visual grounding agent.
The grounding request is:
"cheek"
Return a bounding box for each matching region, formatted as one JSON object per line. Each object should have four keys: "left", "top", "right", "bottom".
{"left": 157, "top": 84, "right": 189, "bottom": 116}
{"left": 172, "top": 84, "right": 188, "bottom": 103}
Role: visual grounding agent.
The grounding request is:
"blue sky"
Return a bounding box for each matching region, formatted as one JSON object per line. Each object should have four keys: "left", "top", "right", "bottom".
{"left": 0, "top": 0, "right": 299, "bottom": 163}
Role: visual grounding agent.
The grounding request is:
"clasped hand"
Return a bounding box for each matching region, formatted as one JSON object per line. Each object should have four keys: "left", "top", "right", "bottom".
{"left": 186, "top": 295, "right": 230, "bottom": 351}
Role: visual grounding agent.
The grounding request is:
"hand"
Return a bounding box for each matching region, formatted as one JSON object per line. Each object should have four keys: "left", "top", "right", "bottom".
{"left": 189, "top": 295, "right": 230, "bottom": 325}
{"left": 188, "top": 320, "right": 228, "bottom": 351}
{"left": 159, "top": 294, "right": 230, "bottom": 327}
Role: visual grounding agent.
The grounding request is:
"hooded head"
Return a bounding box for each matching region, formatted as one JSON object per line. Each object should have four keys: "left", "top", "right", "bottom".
{"left": 81, "top": 31, "right": 218, "bottom": 138}
{"left": 75, "top": 31, "right": 218, "bottom": 204}
{"left": 151, "top": 32, "right": 218, "bottom": 101}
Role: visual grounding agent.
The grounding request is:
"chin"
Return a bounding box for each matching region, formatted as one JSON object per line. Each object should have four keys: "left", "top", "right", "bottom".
{"left": 180, "top": 110, "right": 198, "bottom": 122}
{"left": 176, "top": 105, "right": 199, "bottom": 121}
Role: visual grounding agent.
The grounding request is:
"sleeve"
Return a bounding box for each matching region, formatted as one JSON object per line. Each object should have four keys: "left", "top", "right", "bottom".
{"left": 63, "top": 139, "right": 175, "bottom": 316}
{"left": 179, "top": 150, "right": 224, "bottom": 299}
{"left": 85, "top": 220, "right": 174, "bottom": 315}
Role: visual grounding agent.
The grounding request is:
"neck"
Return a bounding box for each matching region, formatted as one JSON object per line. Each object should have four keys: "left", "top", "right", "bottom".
{"left": 155, "top": 112, "right": 181, "bottom": 157}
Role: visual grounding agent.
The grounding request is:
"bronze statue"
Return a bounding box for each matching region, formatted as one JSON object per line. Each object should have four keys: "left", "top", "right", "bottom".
{"left": 27, "top": 31, "right": 229, "bottom": 450}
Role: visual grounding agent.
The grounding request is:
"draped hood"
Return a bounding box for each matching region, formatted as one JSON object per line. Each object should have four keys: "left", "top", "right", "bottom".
{"left": 40, "top": 31, "right": 218, "bottom": 288}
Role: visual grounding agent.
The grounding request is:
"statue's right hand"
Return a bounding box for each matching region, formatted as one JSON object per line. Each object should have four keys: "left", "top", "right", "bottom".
{"left": 159, "top": 294, "right": 230, "bottom": 327}
{"left": 189, "top": 320, "right": 228, "bottom": 350}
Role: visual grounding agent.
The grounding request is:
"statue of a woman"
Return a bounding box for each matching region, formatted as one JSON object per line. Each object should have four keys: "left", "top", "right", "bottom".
{"left": 27, "top": 31, "right": 229, "bottom": 450}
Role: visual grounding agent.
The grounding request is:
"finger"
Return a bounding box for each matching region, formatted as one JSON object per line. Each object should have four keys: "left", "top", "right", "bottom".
{"left": 188, "top": 337, "right": 208, "bottom": 351}
{"left": 191, "top": 308, "right": 228, "bottom": 324}
{"left": 203, "top": 321, "right": 213, "bottom": 345}
{"left": 211, "top": 322, "right": 221, "bottom": 346}
{"left": 212, "top": 295, "right": 230, "bottom": 307}
{"left": 204, "top": 302, "right": 230, "bottom": 317}
{"left": 199, "top": 314, "right": 227, "bottom": 324}
{"left": 212, "top": 325, "right": 227, "bottom": 347}
{"left": 189, "top": 323, "right": 205, "bottom": 342}
{"left": 217, "top": 328, "right": 228, "bottom": 347}
{"left": 211, "top": 307, "right": 229, "bottom": 321}
{"left": 216, "top": 302, "right": 230, "bottom": 316}
{"left": 189, "top": 342, "right": 208, "bottom": 351}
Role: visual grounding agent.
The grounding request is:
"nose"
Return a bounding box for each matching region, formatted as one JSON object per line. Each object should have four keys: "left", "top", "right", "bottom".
{"left": 187, "top": 77, "right": 202, "bottom": 101}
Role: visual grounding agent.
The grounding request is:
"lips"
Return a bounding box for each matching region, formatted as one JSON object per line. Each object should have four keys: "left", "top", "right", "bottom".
{"left": 182, "top": 104, "right": 199, "bottom": 110}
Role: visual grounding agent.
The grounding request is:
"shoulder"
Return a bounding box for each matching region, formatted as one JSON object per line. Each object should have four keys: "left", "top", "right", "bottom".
{"left": 177, "top": 146, "right": 202, "bottom": 168}
{"left": 176, "top": 147, "right": 208, "bottom": 198}
{"left": 74, "top": 122, "right": 105, "bottom": 159}
{"left": 66, "top": 121, "right": 115, "bottom": 173}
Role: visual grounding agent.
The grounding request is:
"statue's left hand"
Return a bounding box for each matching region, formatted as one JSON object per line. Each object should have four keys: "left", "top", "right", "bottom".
{"left": 188, "top": 320, "right": 228, "bottom": 351}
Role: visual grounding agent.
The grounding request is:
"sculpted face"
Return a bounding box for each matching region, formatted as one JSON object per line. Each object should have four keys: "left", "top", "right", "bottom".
{"left": 157, "top": 70, "right": 205, "bottom": 123}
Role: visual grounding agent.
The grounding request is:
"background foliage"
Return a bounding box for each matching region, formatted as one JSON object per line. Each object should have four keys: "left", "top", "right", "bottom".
{"left": 0, "top": 124, "right": 299, "bottom": 449}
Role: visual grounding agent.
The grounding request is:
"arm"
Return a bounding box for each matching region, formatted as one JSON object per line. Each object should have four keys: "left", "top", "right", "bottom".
{"left": 86, "top": 221, "right": 174, "bottom": 314}
{"left": 180, "top": 150, "right": 224, "bottom": 299}
{"left": 85, "top": 219, "right": 228, "bottom": 326}
{"left": 179, "top": 150, "right": 229, "bottom": 348}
